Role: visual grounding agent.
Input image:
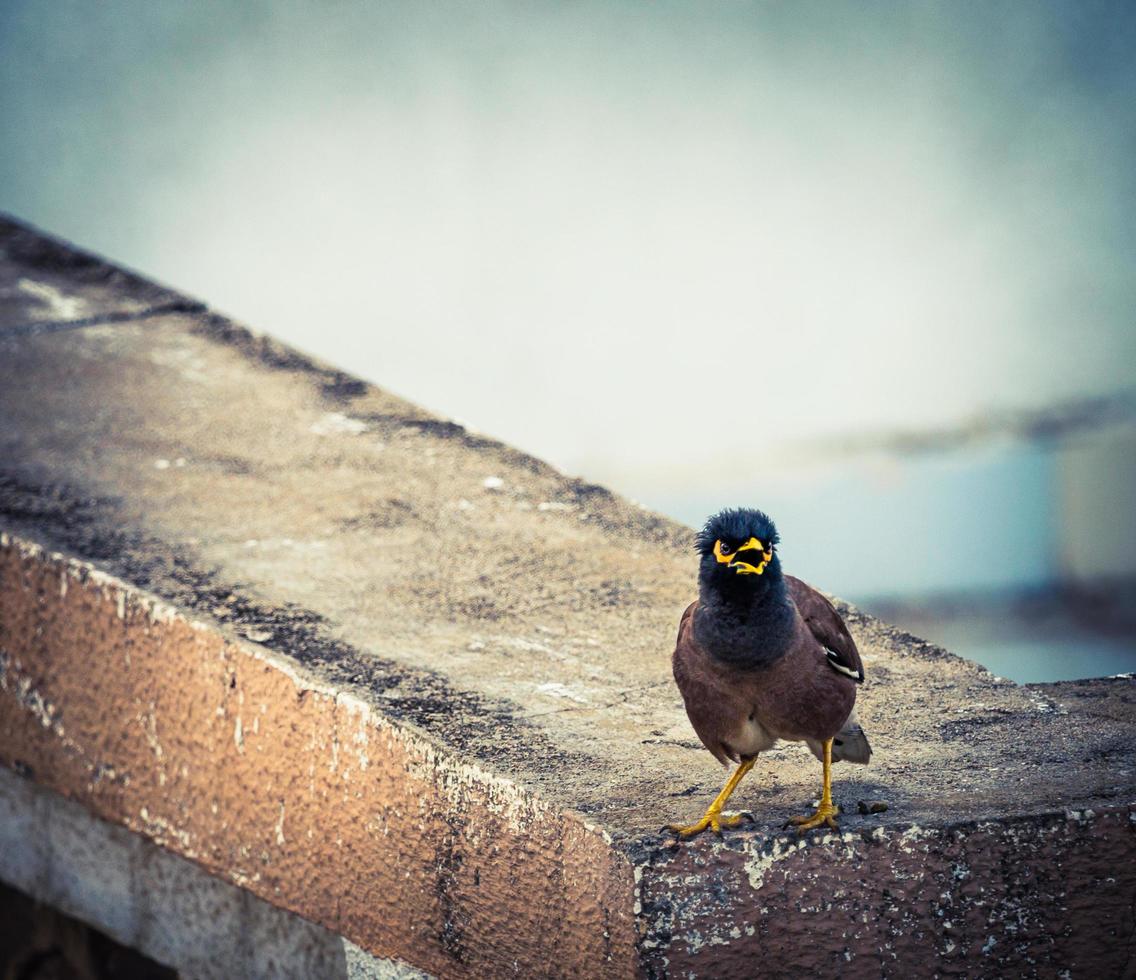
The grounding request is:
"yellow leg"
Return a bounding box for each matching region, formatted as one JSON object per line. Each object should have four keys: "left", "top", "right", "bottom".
{"left": 786, "top": 737, "right": 839, "bottom": 833}
{"left": 667, "top": 758, "right": 756, "bottom": 837}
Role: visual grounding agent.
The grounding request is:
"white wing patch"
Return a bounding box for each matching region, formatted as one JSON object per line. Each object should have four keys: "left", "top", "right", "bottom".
{"left": 825, "top": 648, "right": 863, "bottom": 682}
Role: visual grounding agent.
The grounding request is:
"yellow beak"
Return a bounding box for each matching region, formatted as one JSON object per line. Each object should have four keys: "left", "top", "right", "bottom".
{"left": 714, "top": 537, "right": 775, "bottom": 575}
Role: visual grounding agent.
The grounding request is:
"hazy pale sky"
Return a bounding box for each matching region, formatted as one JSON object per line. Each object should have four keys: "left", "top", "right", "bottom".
{"left": 3, "top": 1, "right": 1134, "bottom": 600}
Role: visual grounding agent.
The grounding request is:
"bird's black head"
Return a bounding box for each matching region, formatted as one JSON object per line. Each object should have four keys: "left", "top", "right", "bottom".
{"left": 695, "top": 507, "right": 783, "bottom": 597}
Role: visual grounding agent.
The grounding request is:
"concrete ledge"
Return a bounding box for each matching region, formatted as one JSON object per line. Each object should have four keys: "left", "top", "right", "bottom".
{"left": 0, "top": 216, "right": 200, "bottom": 336}
{"left": 0, "top": 766, "right": 424, "bottom": 979}
{"left": 0, "top": 535, "right": 634, "bottom": 978}
{"left": 2, "top": 214, "right": 1135, "bottom": 977}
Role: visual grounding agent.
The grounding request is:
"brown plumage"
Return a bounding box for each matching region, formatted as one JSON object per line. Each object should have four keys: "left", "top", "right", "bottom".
{"left": 673, "top": 576, "right": 868, "bottom": 766}
{"left": 667, "top": 508, "right": 871, "bottom": 837}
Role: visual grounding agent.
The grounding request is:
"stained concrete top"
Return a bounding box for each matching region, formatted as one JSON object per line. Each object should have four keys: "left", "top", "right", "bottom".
{"left": 1, "top": 213, "right": 1133, "bottom": 843}
{"left": 0, "top": 219, "right": 198, "bottom": 335}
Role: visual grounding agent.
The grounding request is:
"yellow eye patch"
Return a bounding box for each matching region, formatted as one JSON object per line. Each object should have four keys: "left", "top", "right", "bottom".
{"left": 714, "top": 538, "right": 772, "bottom": 571}
{"left": 713, "top": 539, "right": 734, "bottom": 564}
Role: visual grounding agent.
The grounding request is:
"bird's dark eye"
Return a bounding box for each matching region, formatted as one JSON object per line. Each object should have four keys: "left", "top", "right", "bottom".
{"left": 719, "top": 542, "right": 733, "bottom": 555}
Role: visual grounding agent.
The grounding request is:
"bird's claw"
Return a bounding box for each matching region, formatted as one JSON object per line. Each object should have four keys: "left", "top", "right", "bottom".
{"left": 783, "top": 802, "right": 840, "bottom": 834}
{"left": 666, "top": 809, "right": 755, "bottom": 838}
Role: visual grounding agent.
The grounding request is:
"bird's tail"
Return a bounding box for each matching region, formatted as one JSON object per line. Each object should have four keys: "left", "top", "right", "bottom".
{"left": 831, "top": 708, "right": 871, "bottom": 764}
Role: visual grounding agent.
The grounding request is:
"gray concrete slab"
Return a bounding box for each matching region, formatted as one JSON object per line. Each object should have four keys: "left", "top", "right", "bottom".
{"left": 0, "top": 767, "right": 429, "bottom": 980}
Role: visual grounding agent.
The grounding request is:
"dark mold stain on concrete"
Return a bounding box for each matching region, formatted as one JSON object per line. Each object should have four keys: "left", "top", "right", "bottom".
{"left": 350, "top": 410, "right": 564, "bottom": 480}
{"left": 0, "top": 215, "right": 194, "bottom": 321}
{"left": 0, "top": 467, "right": 599, "bottom": 800}
{"left": 319, "top": 372, "right": 370, "bottom": 401}
{"left": 184, "top": 309, "right": 690, "bottom": 550}
{"left": 435, "top": 810, "right": 471, "bottom": 964}
{"left": 1, "top": 216, "right": 147, "bottom": 284}
{"left": 191, "top": 312, "right": 319, "bottom": 375}
{"left": 334, "top": 498, "right": 416, "bottom": 531}
{"left": 0, "top": 303, "right": 206, "bottom": 339}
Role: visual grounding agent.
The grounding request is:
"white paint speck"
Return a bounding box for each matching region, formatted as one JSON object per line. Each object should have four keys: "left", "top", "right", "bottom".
{"left": 536, "top": 682, "right": 589, "bottom": 703}
{"left": 154, "top": 458, "right": 171, "bottom": 470}
{"left": 309, "top": 412, "right": 367, "bottom": 436}
{"left": 275, "top": 802, "right": 287, "bottom": 845}
{"left": 241, "top": 627, "right": 273, "bottom": 644}
{"left": 483, "top": 476, "right": 504, "bottom": 491}
{"left": 17, "top": 278, "right": 88, "bottom": 320}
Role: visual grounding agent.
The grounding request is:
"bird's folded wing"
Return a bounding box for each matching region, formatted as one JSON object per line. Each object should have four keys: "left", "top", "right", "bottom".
{"left": 786, "top": 575, "right": 865, "bottom": 684}
{"left": 672, "top": 603, "right": 737, "bottom": 765}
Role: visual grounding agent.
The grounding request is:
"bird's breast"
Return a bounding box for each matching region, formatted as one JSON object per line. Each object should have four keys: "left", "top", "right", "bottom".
{"left": 730, "top": 711, "right": 777, "bottom": 758}
{"left": 746, "top": 647, "right": 857, "bottom": 742}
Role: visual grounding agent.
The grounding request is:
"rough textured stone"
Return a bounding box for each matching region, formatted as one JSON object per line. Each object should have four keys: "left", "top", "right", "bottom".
{"left": 0, "top": 215, "right": 199, "bottom": 336}
{"left": 1, "top": 214, "right": 1134, "bottom": 977}
{"left": 0, "top": 767, "right": 427, "bottom": 979}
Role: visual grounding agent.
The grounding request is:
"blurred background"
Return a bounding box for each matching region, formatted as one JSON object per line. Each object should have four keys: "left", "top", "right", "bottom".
{"left": 2, "top": 1, "right": 1133, "bottom": 682}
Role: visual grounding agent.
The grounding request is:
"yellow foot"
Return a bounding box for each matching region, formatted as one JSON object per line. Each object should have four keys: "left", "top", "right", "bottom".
{"left": 666, "top": 809, "right": 754, "bottom": 837}
{"left": 784, "top": 802, "right": 840, "bottom": 834}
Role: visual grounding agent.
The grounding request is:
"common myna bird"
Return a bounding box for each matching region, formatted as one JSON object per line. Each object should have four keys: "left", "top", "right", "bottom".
{"left": 668, "top": 507, "right": 870, "bottom": 836}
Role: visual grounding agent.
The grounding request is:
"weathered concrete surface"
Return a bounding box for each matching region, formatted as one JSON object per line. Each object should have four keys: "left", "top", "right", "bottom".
{"left": 0, "top": 217, "right": 199, "bottom": 337}
{"left": 1, "top": 213, "right": 1134, "bottom": 977}
{"left": 0, "top": 535, "right": 633, "bottom": 979}
{"left": 0, "top": 766, "right": 426, "bottom": 979}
